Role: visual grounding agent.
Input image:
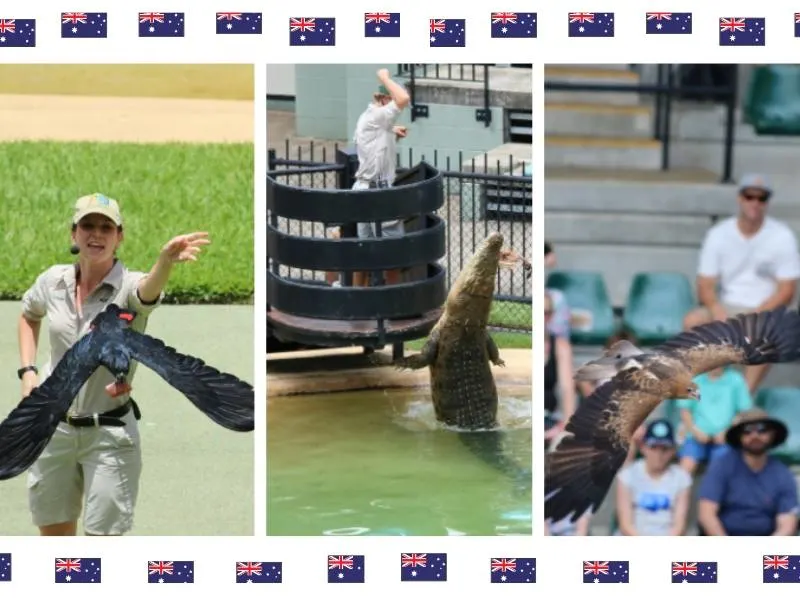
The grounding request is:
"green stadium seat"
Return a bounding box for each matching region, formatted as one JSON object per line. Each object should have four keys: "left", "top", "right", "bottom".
{"left": 622, "top": 272, "right": 695, "bottom": 345}
{"left": 546, "top": 270, "right": 616, "bottom": 345}
{"left": 755, "top": 387, "right": 800, "bottom": 465}
{"left": 744, "top": 65, "right": 800, "bottom": 136}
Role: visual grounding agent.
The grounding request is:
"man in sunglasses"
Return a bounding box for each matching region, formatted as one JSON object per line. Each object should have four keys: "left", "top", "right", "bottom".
{"left": 683, "top": 174, "right": 800, "bottom": 393}
{"left": 697, "top": 408, "right": 798, "bottom": 536}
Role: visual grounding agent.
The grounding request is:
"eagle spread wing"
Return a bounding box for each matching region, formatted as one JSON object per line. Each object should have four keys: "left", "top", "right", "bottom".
{"left": 122, "top": 329, "right": 254, "bottom": 432}
{"left": 653, "top": 307, "right": 800, "bottom": 376}
{"left": 0, "top": 333, "right": 101, "bottom": 480}
{"left": 545, "top": 367, "right": 665, "bottom": 524}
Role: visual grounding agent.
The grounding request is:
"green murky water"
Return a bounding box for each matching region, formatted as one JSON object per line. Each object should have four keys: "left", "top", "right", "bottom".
{"left": 267, "top": 387, "right": 532, "bottom": 536}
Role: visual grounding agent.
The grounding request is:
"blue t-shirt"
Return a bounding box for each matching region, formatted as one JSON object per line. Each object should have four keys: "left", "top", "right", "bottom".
{"left": 675, "top": 368, "right": 752, "bottom": 437}
{"left": 698, "top": 450, "right": 798, "bottom": 535}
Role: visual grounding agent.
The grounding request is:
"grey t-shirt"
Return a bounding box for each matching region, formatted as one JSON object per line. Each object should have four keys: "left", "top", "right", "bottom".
{"left": 353, "top": 100, "right": 402, "bottom": 183}
{"left": 617, "top": 459, "right": 692, "bottom": 535}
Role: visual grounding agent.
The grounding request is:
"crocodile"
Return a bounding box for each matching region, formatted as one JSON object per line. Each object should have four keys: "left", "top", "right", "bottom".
{"left": 395, "top": 232, "right": 531, "bottom": 483}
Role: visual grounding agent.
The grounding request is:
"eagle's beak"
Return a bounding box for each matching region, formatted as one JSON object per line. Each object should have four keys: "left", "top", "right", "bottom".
{"left": 574, "top": 357, "right": 619, "bottom": 382}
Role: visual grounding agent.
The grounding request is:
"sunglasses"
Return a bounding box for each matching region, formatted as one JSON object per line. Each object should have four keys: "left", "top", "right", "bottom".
{"left": 742, "top": 192, "right": 769, "bottom": 203}
{"left": 742, "top": 422, "right": 770, "bottom": 435}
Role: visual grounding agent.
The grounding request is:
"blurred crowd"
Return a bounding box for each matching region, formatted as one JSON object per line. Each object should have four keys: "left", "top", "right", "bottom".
{"left": 544, "top": 174, "right": 800, "bottom": 536}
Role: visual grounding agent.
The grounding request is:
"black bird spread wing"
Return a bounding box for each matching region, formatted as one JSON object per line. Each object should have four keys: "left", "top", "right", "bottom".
{"left": 545, "top": 368, "right": 664, "bottom": 524}
{"left": 122, "top": 329, "right": 254, "bottom": 432}
{"left": 652, "top": 307, "right": 800, "bottom": 376}
{"left": 0, "top": 333, "right": 101, "bottom": 481}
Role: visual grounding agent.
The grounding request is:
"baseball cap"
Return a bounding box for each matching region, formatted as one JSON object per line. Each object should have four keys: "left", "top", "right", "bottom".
{"left": 738, "top": 173, "right": 772, "bottom": 197}
{"left": 376, "top": 84, "right": 390, "bottom": 96}
{"left": 72, "top": 193, "right": 123, "bottom": 226}
{"left": 643, "top": 419, "right": 675, "bottom": 447}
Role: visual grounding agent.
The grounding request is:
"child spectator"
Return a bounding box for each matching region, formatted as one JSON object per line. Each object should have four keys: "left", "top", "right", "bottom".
{"left": 676, "top": 365, "right": 753, "bottom": 475}
{"left": 615, "top": 419, "right": 692, "bottom": 536}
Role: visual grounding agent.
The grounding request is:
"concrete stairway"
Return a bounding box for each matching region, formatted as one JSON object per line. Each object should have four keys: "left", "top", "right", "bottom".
{"left": 545, "top": 65, "right": 663, "bottom": 171}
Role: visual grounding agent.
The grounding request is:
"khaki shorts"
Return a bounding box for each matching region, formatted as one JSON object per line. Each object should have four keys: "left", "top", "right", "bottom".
{"left": 694, "top": 303, "right": 755, "bottom": 321}
{"left": 27, "top": 411, "right": 142, "bottom": 535}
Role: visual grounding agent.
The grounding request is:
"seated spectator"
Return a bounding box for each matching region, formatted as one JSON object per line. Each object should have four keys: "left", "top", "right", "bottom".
{"left": 544, "top": 291, "right": 576, "bottom": 442}
{"left": 682, "top": 174, "right": 800, "bottom": 393}
{"left": 697, "top": 408, "right": 799, "bottom": 536}
{"left": 615, "top": 419, "right": 692, "bottom": 536}
{"left": 544, "top": 288, "right": 590, "bottom": 535}
{"left": 544, "top": 241, "right": 571, "bottom": 341}
{"left": 676, "top": 363, "right": 752, "bottom": 475}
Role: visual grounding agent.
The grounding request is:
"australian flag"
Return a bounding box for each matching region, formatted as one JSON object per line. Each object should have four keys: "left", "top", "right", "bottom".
{"left": 491, "top": 12, "right": 536, "bottom": 38}
{"left": 0, "top": 19, "right": 35, "bottom": 47}
{"left": 400, "top": 553, "right": 447, "bottom": 581}
{"left": 764, "top": 555, "right": 800, "bottom": 583}
{"left": 672, "top": 561, "right": 717, "bottom": 583}
{"left": 236, "top": 561, "right": 282, "bottom": 583}
{"left": 138, "top": 12, "right": 184, "bottom": 37}
{"left": 430, "top": 19, "right": 465, "bottom": 47}
{"left": 646, "top": 12, "right": 691, "bottom": 34}
{"left": 147, "top": 561, "right": 194, "bottom": 583}
{"left": 568, "top": 12, "right": 614, "bottom": 37}
{"left": 61, "top": 12, "right": 106, "bottom": 38}
{"left": 583, "top": 560, "right": 629, "bottom": 583}
{"left": 55, "top": 558, "right": 101, "bottom": 584}
{"left": 0, "top": 554, "right": 10, "bottom": 582}
{"left": 795, "top": 13, "right": 800, "bottom": 37}
{"left": 719, "top": 17, "right": 764, "bottom": 46}
{"left": 216, "top": 12, "right": 261, "bottom": 34}
{"left": 289, "top": 17, "right": 335, "bottom": 46}
{"left": 490, "top": 558, "right": 536, "bottom": 583}
{"left": 365, "top": 13, "right": 400, "bottom": 37}
{"left": 327, "top": 555, "right": 364, "bottom": 583}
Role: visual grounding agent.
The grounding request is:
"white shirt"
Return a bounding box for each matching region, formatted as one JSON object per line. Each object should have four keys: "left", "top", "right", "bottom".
{"left": 353, "top": 100, "right": 402, "bottom": 183}
{"left": 697, "top": 216, "right": 800, "bottom": 308}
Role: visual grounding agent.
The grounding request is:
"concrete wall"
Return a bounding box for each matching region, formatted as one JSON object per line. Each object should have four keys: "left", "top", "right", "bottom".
{"left": 266, "top": 64, "right": 295, "bottom": 96}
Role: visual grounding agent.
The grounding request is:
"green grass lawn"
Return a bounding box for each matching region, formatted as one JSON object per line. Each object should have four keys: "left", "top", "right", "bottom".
{"left": 0, "top": 140, "right": 253, "bottom": 303}
{"left": 0, "top": 64, "right": 253, "bottom": 100}
{"left": 405, "top": 299, "right": 532, "bottom": 351}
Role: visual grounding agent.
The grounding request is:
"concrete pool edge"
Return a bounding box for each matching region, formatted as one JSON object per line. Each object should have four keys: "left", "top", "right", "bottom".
{"left": 266, "top": 347, "right": 532, "bottom": 398}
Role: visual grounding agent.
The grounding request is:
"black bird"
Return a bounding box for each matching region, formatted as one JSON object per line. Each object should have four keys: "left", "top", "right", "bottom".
{"left": 0, "top": 303, "right": 254, "bottom": 481}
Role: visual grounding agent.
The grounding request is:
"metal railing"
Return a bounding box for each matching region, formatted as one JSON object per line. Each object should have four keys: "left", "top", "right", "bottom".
{"left": 545, "top": 64, "right": 738, "bottom": 182}
{"left": 268, "top": 140, "right": 532, "bottom": 334}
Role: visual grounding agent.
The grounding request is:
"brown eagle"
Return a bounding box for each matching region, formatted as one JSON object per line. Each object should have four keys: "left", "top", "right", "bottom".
{"left": 545, "top": 307, "right": 800, "bottom": 524}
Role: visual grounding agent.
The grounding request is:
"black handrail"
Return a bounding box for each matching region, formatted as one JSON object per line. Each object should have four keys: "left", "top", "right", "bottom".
{"left": 545, "top": 69, "right": 738, "bottom": 183}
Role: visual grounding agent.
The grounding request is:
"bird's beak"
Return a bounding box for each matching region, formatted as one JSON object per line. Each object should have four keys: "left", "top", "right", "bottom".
{"left": 574, "top": 357, "right": 619, "bottom": 382}
{"left": 118, "top": 312, "right": 134, "bottom": 322}
{"left": 693, "top": 390, "right": 701, "bottom": 401}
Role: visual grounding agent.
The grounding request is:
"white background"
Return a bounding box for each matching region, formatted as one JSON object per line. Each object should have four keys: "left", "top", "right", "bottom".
{"left": 0, "top": 0, "right": 796, "bottom": 594}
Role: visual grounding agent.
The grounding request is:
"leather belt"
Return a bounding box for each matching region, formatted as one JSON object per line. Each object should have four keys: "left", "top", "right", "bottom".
{"left": 61, "top": 399, "right": 141, "bottom": 428}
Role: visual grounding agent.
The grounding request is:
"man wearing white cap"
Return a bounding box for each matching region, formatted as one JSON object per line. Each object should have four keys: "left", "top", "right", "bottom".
{"left": 17, "top": 193, "right": 210, "bottom": 536}
{"left": 683, "top": 174, "right": 800, "bottom": 392}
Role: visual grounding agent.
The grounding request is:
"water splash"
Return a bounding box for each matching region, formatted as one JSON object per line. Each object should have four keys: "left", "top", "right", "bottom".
{"left": 390, "top": 392, "right": 531, "bottom": 432}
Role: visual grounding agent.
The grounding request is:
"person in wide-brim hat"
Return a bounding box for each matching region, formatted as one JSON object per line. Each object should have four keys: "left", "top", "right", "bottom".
{"left": 725, "top": 407, "right": 788, "bottom": 449}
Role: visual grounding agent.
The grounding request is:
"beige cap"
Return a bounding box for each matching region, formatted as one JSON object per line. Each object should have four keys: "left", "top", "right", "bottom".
{"left": 72, "top": 193, "right": 122, "bottom": 226}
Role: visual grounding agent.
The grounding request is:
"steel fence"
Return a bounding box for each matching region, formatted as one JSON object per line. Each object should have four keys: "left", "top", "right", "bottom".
{"left": 267, "top": 140, "right": 532, "bottom": 333}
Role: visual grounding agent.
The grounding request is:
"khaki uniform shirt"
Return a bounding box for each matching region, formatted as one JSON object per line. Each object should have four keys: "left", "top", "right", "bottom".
{"left": 20, "top": 260, "right": 163, "bottom": 417}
